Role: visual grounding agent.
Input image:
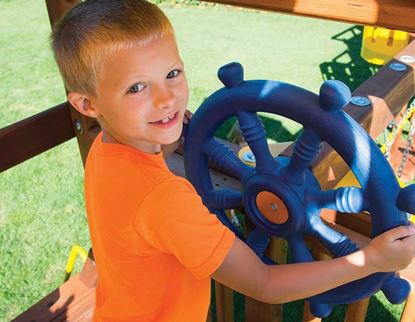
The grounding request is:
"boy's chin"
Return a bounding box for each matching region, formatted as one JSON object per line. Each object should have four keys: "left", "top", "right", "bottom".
{"left": 160, "top": 133, "right": 182, "bottom": 146}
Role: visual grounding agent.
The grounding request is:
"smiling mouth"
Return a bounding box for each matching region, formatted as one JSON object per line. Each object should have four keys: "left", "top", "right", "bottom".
{"left": 150, "top": 112, "right": 178, "bottom": 125}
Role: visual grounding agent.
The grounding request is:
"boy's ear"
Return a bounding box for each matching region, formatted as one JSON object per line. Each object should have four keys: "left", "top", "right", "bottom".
{"left": 67, "top": 92, "right": 100, "bottom": 118}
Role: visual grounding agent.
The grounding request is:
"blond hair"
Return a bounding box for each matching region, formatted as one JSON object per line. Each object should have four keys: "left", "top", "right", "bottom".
{"left": 51, "top": 0, "right": 174, "bottom": 96}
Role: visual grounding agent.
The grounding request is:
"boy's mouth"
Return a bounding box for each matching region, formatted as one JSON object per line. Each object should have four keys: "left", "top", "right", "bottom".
{"left": 150, "top": 112, "right": 179, "bottom": 126}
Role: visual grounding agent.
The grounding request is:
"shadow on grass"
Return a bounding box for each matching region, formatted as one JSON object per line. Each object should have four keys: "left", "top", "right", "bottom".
{"left": 320, "top": 25, "right": 380, "bottom": 92}
{"left": 215, "top": 114, "right": 300, "bottom": 143}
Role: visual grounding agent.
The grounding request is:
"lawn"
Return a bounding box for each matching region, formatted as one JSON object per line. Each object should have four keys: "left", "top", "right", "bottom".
{"left": 0, "top": 0, "right": 404, "bottom": 321}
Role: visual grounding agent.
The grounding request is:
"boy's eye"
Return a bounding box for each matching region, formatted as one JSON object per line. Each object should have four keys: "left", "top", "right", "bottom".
{"left": 167, "top": 69, "right": 181, "bottom": 79}
{"left": 127, "top": 83, "right": 145, "bottom": 94}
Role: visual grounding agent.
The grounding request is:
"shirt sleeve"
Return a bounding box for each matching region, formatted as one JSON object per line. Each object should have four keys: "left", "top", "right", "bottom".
{"left": 132, "top": 178, "right": 235, "bottom": 280}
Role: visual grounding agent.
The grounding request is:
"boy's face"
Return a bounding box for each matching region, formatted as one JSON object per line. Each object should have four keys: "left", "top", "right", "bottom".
{"left": 89, "top": 34, "right": 189, "bottom": 153}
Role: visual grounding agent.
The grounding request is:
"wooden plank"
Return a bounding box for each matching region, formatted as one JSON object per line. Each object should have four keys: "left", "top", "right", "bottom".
{"left": 0, "top": 103, "right": 75, "bottom": 172}
{"left": 166, "top": 151, "right": 243, "bottom": 191}
{"left": 13, "top": 257, "right": 97, "bottom": 322}
{"left": 45, "top": 0, "right": 101, "bottom": 165}
{"left": 203, "top": 0, "right": 415, "bottom": 33}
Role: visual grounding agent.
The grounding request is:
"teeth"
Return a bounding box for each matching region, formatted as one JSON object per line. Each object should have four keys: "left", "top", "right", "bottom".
{"left": 152, "top": 113, "right": 176, "bottom": 124}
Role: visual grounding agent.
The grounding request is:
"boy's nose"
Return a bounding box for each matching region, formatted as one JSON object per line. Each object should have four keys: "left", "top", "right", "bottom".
{"left": 153, "top": 85, "right": 175, "bottom": 110}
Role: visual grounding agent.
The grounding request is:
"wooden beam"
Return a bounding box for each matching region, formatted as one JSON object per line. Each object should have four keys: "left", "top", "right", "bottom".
{"left": 0, "top": 103, "right": 75, "bottom": 173}
{"left": 203, "top": 0, "right": 415, "bottom": 32}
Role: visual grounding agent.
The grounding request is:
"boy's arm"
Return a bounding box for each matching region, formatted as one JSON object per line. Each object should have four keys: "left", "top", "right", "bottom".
{"left": 212, "top": 225, "right": 415, "bottom": 304}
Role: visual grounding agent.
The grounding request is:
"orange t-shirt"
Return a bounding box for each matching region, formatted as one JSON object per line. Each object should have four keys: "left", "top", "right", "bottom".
{"left": 84, "top": 132, "right": 235, "bottom": 322}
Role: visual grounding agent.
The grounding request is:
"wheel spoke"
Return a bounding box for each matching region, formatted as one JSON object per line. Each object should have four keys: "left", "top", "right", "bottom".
{"left": 205, "top": 189, "right": 243, "bottom": 210}
{"left": 282, "top": 128, "right": 322, "bottom": 185}
{"left": 203, "top": 138, "right": 252, "bottom": 180}
{"left": 286, "top": 235, "right": 314, "bottom": 263}
{"left": 236, "top": 111, "right": 278, "bottom": 174}
{"left": 212, "top": 209, "right": 245, "bottom": 240}
{"left": 246, "top": 227, "right": 271, "bottom": 258}
{"left": 306, "top": 187, "right": 367, "bottom": 213}
{"left": 307, "top": 216, "right": 359, "bottom": 257}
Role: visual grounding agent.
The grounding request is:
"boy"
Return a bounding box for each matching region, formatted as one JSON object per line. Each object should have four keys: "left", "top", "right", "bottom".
{"left": 51, "top": 1, "right": 415, "bottom": 321}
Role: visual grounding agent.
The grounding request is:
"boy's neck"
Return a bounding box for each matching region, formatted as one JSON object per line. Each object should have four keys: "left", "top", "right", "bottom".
{"left": 101, "top": 129, "right": 161, "bottom": 155}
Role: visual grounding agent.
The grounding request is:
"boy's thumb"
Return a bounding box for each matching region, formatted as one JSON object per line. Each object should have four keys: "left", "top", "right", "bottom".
{"left": 386, "top": 224, "right": 415, "bottom": 241}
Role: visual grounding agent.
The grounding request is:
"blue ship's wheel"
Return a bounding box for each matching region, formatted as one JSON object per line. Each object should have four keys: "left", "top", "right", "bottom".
{"left": 183, "top": 62, "right": 414, "bottom": 317}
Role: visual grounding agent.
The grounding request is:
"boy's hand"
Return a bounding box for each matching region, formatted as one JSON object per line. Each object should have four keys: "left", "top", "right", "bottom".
{"left": 364, "top": 224, "right": 415, "bottom": 272}
{"left": 161, "top": 109, "right": 193, "bottom": 156}
{"left": 183, "top": 109, "right": 192, "bottom": 125}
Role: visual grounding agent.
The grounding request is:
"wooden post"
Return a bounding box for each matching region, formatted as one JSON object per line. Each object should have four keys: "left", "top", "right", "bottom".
{"left": 400, "top": 289, "right": 415, "bottom": 322}
{"left": 344, "top": 298, "right": 370, "bottom": 322}
{"left": 399, "top": 262, "right": 415, "bottom": 322}
{"left": 215, "top": 281, "right": 234, "bottom": 322}
{"left": 45, "top": 0, "right": 100, "bottom": 164}
{"left": 206, "top": 306, "right": 213, "bottom": 322}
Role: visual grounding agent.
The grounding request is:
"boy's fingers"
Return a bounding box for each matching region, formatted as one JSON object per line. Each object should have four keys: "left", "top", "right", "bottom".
{"left": 185, "top": 110, "right": 193, "bottom": 119}
{"left": 387, "top": 224, "right": 415, "bottom": 241}
{"left": 183, "top": 110, "right": 193, "bottom": 124}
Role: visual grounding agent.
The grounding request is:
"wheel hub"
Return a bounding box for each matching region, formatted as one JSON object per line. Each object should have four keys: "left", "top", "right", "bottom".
{"left": 256, "top": 191, "right": 289, "bottom": 224}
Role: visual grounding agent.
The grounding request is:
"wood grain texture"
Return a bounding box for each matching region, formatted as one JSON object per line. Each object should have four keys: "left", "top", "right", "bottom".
{"left": 203, "top": 0, "right": 415, "bottom": 32}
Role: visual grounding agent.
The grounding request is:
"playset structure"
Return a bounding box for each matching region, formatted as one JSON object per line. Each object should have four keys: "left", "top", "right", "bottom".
{"left": 2, "top": 1, "right": 415, "bottom": 321}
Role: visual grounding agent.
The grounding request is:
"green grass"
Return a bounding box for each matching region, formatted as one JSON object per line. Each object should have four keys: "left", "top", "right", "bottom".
{"left": 0, "top": 0, "right": 405, "bottom": 321}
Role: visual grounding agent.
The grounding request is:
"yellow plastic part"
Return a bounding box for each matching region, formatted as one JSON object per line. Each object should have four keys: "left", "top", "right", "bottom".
{"left": 396, "top": 178, "right": 415, "bottom": 224}
{"left": 237, "top": 142, "right": 293, "bottom": 166}
{"left": 335, "top": 170, "right": 360, "bottom": 188}
{"left": 361, "top": 26, "right": 409, "bottom": 65}
{"left": 64, "top": 244, "right": 88, "bottom": 281}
